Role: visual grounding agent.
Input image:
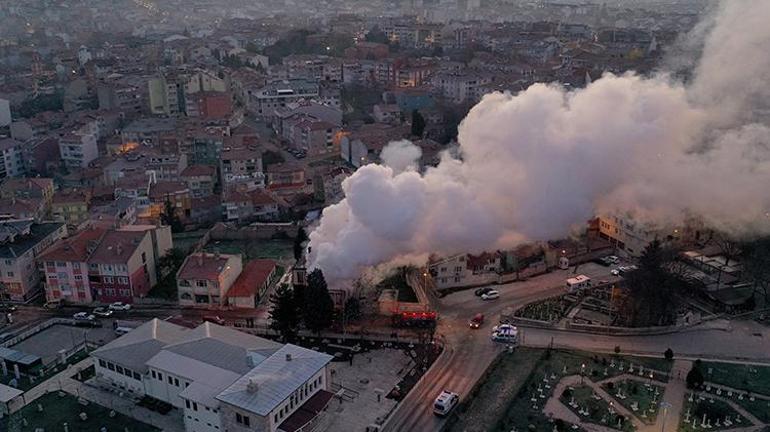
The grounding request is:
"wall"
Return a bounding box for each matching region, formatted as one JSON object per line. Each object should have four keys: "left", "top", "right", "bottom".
{"left": 182, "top": 399, "right": 222, "bottom": 432}
{"left": 209, "top": 223, "right": 298, "bottom": 241}
{"left": 144, "top": 366, "right": 191, "bottom": 408}
{"left": 93, "top": 356, "right": 145, "bottom": 395}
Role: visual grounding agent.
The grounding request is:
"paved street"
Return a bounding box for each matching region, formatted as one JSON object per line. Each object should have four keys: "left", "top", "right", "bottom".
{"left": 384, "top": 264, "right": 770, "bottom": 432}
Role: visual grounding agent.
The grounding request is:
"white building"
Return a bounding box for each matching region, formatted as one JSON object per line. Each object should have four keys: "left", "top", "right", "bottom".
{"left": 250, "top": 80, "right": 320, "bottom": 117}
{"left": 597, "top": 214, "right": 681, "bottom": 257}
{"left": 0, "top": 138, "right": 26, "bottom": 178}
{"left": 430, "top": 72, "right": 494, "bottom": 104}
{"left": 59, "top": 127, "right": 99, "bottom": 169}
{"left": 91, "top": 319, "right": 334, "bottom": 432}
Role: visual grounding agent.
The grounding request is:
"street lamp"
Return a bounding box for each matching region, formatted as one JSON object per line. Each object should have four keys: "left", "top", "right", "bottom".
{"left": 581, "top": 363, "right": 586, "bottom": 384}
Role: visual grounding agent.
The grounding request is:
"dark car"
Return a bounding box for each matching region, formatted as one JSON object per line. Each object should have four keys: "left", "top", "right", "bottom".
{"left": 474, "top": 287, "right": 494, "bottom": 297}
{"left": 203, "top": 315, "right": 226, "bottom": 326}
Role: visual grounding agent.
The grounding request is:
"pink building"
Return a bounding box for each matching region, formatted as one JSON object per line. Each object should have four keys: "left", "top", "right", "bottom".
{"left": 87, "top": 230, "right": 158, "bottom": 303}
{"left": 40, "top": 227, "right": 107, "bottom": 303}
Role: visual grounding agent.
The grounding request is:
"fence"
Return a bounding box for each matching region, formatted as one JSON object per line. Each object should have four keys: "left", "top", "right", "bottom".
{"left": 229, "top": 321, "right": 423, "bottom": 345}
{"left": 0, "top": 318, "right": 74, "bottom": 348}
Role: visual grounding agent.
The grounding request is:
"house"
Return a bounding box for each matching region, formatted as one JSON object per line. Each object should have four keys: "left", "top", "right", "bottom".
{"left": 189, "top": 195, "right": 222, "bottom": 227}
{"left": 177, "top": 253, "right": 243, "bottom": 307}
{"left": 39, "top": 226, "right": 107, "bottom": 304}
{"left": 58, "top": 127, "right": 99, "bottom": 169}
{"left": 89, "top": 197, "right": 138, "bottom": 228}
{"left": 180, "top": 165, "right": 217, "bottom": 198}
{"left": 87, "top": 229, "right": 159, "bottom": 303}
{"left": 340, "top": 124, "right": 409, "bottom": 168}
{"left": 373, "top": 104, "right": 402, "bottom": 124}
{"left": 222, "top": 189, "right": 281, "bottom": 223}
{"left": 265, "top": 163, "right": 309, "bottom": 196}
{"left": 220, "top": 147, "right": 264, "bottom": 192}
{"left": 90, "top": 319, "right": 333, "bottom": 432}
{"left": 149, "top": 181, "right": 192, "bottom": 222}
{"left": 51, "top": 189, "right": 92, "bottom": 227}
{"left": 0, "top": 178, "right": 55, "bottom": 213}
{"left": 0, "top": 197, "right": 48, "bottom": 222}
{"left": 0, "top": 220, "right": 67, "bottom": 301}
{"left": 226, "top": 259, "right": 278, "bottom": 308}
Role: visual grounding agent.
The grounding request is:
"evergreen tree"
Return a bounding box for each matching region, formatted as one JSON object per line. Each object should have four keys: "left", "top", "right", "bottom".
{"left": 686, "top": 360, "right": 705, "bottom": 389}
{"left": 160, "top": 198, "right": 184, "bottom": 233}
{"left": 303, "top": 269, "right": 334, "bottom": 333}
{"left": 269, "top": 284, "right": 299, "bottom": 341}
{"left": 293, "top": 227, "right": 308, "bottom": 261}
{"left": 343, "top": 297, "right": 362, "bottom": 322}
{"left": 411, "top": 109, "right": 426, "bottom": 137}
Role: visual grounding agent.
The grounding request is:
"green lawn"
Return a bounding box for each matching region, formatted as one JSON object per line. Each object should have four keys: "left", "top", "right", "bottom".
{"left": 6, "top": 392, "right": 160, "bottom": 432}
{"left": 601, "top": 380, "right": 664, "bottom": 424}
{"left": 560, "top": 385, "right": 635, "bottom": 432}
{"left": 733, "top": 395, "right": 770, "bottom": 423}
{"left": 448, "top": 348, "right": 543, "bottom": 432}
{"left": 679, "top": 393, "right": 747, "bottom": 431}
{"left": 701, "top": 361, "right": 770, "bottom": 396}
{"left": 205, "top": 239, "right": 294, "bottom": 261}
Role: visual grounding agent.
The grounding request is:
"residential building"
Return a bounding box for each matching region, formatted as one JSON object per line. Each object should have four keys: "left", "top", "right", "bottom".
{"left": 251, "top": 79, "right": 320, "bottom": 117}
{"left": 226, "top": 259, "right": 277, "bottom": 308}
{"left": 177, "top": 252, "right": 243, "bottom": 307}
{"left": 146, "top": 150, "right": 189, "bottom": 182}
{"left": 87, "top": 229, "right": 159, "bottom": 303}
{"left": 596, "top": 214, "right": 681, "bottom": 257}
{"left": 373, "top": 104, "right": 402, "bottom": 124}
{"left": 0, "top": 178, "right": 55, "bottom": 211}
{"left": 0, "top": 139, "right": 26, "bottom": 179}
{"left": 0, "top": 98, "right": 10, "bottom": 127}
{"left": 51, "top": 189, "right": 92, "bottom": 227}
{"left": 220, "top": 147, "right": 264, "bottom": 192}
{"left": 180, "top": 165, "right": 217, "bottom": 198}
{"left": 149, "top": 181, "right": 192, "bottom": 222}
{"left": 59, "top": 128, "right": 99, "bottom": 169}
{"left": 0, "top": 220, "right": 67, "bottom": 301}
{"left": 222, "top": 189, "right": 281, "bottom": 223}
{"left": 430, "top": 72, "right": 494, "bottom": 104}
{"left": 265, "top": 163, "right": 309, "bottom": 196}
{"left": 188, "top": 92, "right": 233, "bottom": 119}
{"left": 39, "top": 226, "right": 107, "bottom": 304}
{"left": 121, "top": 118, "right": 178, "bottom": 148}
{"left": 90, "top": 319, "right": 333, "bottom": 432}
{"left": 340, "top": 124, "right": 409, "bottom": 167}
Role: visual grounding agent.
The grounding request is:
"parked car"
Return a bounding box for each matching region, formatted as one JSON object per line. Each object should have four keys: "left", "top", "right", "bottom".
{"left": 481, "top": 290, "right": 500, "bottom": 301}
{"left": 73, "top": 312, "right": 95, "bottom": 321}
{"left": 474, "top": 287, "right": 494, "bottom": 297}
{"left": 44, "top": 299, "right": 63, "bottom": 309}
{"left": 109, "top": 302, "right": 131, "bottom": 311}
{"left": 606, "top": 255, "right": 620, "bottom": 265}
{"left": 491, "top": 324, "right": 519, "bottom": 344}
{"left": 0, "top": 304, "right": 17, "bottom": 312}
{"left": 93, "top": 307, "right": 113, "bottom": 317}
{"left": 203, "top": 315, "right": 226, "bottom": 325}
{"left": 433, "top": 390, "right": 460, "bottom": 416}
{"left": 469, "top": 313, "right": 485, "bottom": 329}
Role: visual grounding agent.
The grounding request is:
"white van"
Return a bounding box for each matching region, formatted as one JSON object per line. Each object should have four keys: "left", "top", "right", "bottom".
{"left": 565, "top": 275, "right": 592, "bottom": 293}
{"left": 433, "top": 390, "right": 459, "bottom": 416}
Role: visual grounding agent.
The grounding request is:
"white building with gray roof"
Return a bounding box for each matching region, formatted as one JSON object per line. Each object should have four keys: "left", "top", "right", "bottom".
{"left": 91, "top": 318, "right": 333, "bottom": 432}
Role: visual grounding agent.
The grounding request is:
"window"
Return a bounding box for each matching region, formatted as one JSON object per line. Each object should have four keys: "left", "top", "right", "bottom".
{"left": 116, "top": 366, "right": 124, "bottom": 374}
{"left": 157, "top": 372, "right": 163, "bottom": 381}
{"left": 133, "top": 372, "right": 140, "bottom": 380}
{"left": 192, "top": 402, "right": 198, "bottom": 411}
{"left": 196, "top": 280, "right": 207, "bottom": 287}
{"left": 73, "top": 262, "right": 80, "bottom": 269}
{"left": 236, "top": 413, "right": 242, "bottom": 423}
{"left": 185, "top": 400, "right": 190, "bottom": 409}
{"left": 104, "top": 276, "right": 114, "bottom": 284}
{"left": 118, "top": 277, "right": 128, "bottom": 284}
{"left": 151, "top": 370, "right": 156, "bottom": 379}
{"left": 107, "top": 363, "right": 115, "bottom": 371}
{"left": 56, "top": 262, "right": 66, "bottom": 267}
{"left": 174, "top": 378, "right": 179, "bottom": 386}
{"left": 74, "top": 275, "right": 82, "bottom": 281}
{"left": 99, "top": 359, "right": 106, "bottom": 368}
{"left": 6, "top": 272, "right": 13, "bottom": 277}
{"left": 244, "top": 416, "right": 250, "bottom": 426}
{"left": 167, "top": 376, "right": 172, "bottom": 384}
{"left": 141, "top": 252, "right": 146, "bottom": 263}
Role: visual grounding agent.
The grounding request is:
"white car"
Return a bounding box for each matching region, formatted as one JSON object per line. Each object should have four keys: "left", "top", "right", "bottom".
{"left": 481, "top": 290, "right": 500, "bottom": 300}
{"left": 491, "top": 324, "right": 519, "bottom": 343}
{"left": 73, "top": 312, "right": 95, "bottom": 321}
{"left": 606, "top": 255, "right": 620, "bottom": 264}
{"left": 611, "top": 269, "right": 620, "bottom": 276}
{"left": 109, "top": 302, "right": 131, "bottom": 311}
{"left": 433, "top": 390, "right": 459, "bottom": 416}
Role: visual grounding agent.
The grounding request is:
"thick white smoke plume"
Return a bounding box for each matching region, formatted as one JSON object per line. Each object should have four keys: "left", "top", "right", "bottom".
{"left": 309, "top": 1, "right": 770, "bottom": 282}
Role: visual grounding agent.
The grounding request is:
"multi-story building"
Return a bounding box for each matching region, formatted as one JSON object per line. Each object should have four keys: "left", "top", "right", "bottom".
{"left": 59, "top": 128, "right": 99, "bottom": 169}
{"left": 51, "top": 189, "right": 91, "bottom": 227}
{"left": 430, "top": 72, "right": 495, "bottom": 104}
{"left": 87, "top": 229, "right": 158, "bottom": 303}
{"left": 0, "top": 177, "right": 55, "bottom": 211}
{"left": 222, "top": 189, "right": 281, "bottom": 223}
{"left": 0, "top": 139, "right": 27, "bottom": 179}
{"left": 90, "top": 319, "right": 333, "bottom": 432}
{"left": 250, "top": 79, "right": 320, "bottom": 117}
{"left": 596, "top": 214, "right": 681, "bottom": 257}
{"left": 146, "top": 150, "right": 188, "bottom": 182}
{"left": 148, "top": 181, "right": 192, "bottom": 221}
{"left": 176, "top": 252, "right": 243, "bottom": 307}
{"left": 220, "top": 147, "right": 263, "bottom": 191}
{"left": 39, "top": 226, "right": 106, "bottom": 304}
{"left": 0, "top": 220, "right": 67, "bottom": 301}
{"left": 180, "top": 165, "right": 217, "bottom": 198}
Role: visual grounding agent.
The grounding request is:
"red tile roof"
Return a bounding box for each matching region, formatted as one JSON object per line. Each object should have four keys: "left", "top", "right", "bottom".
{"left": 39, "top": 227, "right": 106, "bottom": 262}
{"left": 181, "top": 165, "right": 216, "bottom": 177}
{"left": 226, "top": 259, "right": 276, "bottom": 298}
{"left": 88, "top": 230, "right": 147, "bottom": 264}
{"left": 178, "top": 253, "right": 232, "bottom": 280}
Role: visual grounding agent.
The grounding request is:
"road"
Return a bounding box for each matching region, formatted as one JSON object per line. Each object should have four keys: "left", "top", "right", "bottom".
{"left": 383, "top": 264, "right": 770, "bottom": 432}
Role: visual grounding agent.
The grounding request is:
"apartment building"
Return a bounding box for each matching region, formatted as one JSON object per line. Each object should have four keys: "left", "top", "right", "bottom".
{"left": 177, "top": 253, "right": 243, "bottom": 307}
{"left": 0, "top": 220, "right": 67, "bottom": 301}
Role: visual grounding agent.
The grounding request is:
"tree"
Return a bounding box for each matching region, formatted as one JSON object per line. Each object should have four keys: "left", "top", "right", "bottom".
{"left": 411, "top": 109, "right": 426, "bottom": 137}
{"left": 302, "top": 269, "right": 334, "bottom": 333}
{"left": 664, "top": 348, "right": 674, "bottom": 361}
{"left": 148, "top": 248, "right": 187, "bottom": 299}
{"left": 269, "top": 284, "right": 300, "bottom": 341}
{"left": 618, "top": 240, "right": 679, "bottom": 327}
{"left": 293, "top": 227, "right": 308, "bottom": 261}
{"left": 160, "top": 198, "right": 184, "bottom": 233}
{"left": 365, "top": 26, "right": 388, "bottom": 44}
{"left": 744, "top": 237, "right": 770, "bottom": 304}
{"left": 343, "top": 297, "right": 362, "bottom": 322}
{"left": 686, "top": 360, "right": 705, "bottom": 389}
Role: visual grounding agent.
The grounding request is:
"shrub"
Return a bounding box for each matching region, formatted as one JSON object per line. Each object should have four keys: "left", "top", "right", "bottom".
{"left": 614, "top": 345, "right": 621, "bottom": 354}
{"left": 664, "top": 348, "right": 674, "bottom": 360}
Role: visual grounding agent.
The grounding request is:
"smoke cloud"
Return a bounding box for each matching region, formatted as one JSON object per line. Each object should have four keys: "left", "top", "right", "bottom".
{"left": 309, "top": 0, "right": 770, "bottom": 282}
